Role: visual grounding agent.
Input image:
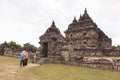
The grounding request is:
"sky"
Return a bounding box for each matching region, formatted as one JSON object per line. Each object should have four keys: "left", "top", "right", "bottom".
{"left": 0, "top": 0, "right": 120, "bottom": 47}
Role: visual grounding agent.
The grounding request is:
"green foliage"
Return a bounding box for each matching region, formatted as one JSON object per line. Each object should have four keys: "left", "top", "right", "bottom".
{"left": 112, "top": 46, "right": 117, "bottom": 50}
{"left": 112, "top": 45, "right": 120, "bottom": 50}
{"left": 117, "top": 45, "right": 120, "bottom": 49}
{"left": 3, "top": 41, "right": 37, "bottom": 52}
{"left": 8, "top": 41, "right": 22, "bottom": 51}
{"left": 23, "top": 43, "right": 37, "bottom": 52}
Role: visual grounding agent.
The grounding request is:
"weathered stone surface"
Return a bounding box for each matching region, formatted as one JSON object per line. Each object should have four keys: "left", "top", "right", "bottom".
{"left": 38, "top": 9, "right": 114, "bottom": 61}
{"left": 64, "top": 9, "right": 111, "bottom": 49}
{"left": 36, "top": 9, "right": 120, "bottom": 71}
{"left": 38, "top": 10, "right": 120, "bottom": 71}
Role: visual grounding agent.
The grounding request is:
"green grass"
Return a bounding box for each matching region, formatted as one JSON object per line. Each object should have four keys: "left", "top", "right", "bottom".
{"left": 0, "top": 56, "right": 120, "bottom": 80}
{"left": 22, "top": 64, "right": 120, "bottom": 80}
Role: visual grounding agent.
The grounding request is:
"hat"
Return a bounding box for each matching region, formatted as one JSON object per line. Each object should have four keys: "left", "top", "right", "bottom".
{"left": 22, "top": 51, "right": 26, "bottom": 53}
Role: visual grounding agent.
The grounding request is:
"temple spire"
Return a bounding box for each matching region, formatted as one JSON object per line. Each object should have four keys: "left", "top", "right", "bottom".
{"left": 80, "top": 14, "right": 82, "bottom": 18}
{"left": 72, "top": 17, "right": 77, "bottom": 23}
{"left": 82, "top": 8, "right": 90, "bottom": 18}
{"left": 51, "top": 21, "right": 56, "bottom": 27}
{"left": 78, "top": 14, "right": 82, "bottom": 21}
{"left": 84, "top": 8, "right": 87, "bottom": 14}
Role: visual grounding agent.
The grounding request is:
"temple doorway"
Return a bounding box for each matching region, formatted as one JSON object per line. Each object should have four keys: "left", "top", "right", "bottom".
{"left": 42, "top": 42, "right": 48, "bottom": 57}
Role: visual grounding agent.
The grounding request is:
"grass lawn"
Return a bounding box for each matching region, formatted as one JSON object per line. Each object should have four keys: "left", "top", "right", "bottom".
{"left": 0, "top": 56, "right": 120, "bottom": 80}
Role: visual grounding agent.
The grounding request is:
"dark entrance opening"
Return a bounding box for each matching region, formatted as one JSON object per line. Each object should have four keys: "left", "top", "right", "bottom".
{"left": 42, "top": 42, "right": 48, "bottom": 57}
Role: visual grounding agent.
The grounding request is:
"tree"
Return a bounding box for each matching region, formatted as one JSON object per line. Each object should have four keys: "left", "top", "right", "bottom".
{"left": 112, "top": 46, "right": 117, "bottom": 50}
{"left": 112, "top": 45, "right": 120, "bottom": 50}
{"left": 3, "top": 41, "right": 37, "bottom": 52}
{"left": 8, "top": 41, "right": 22, "bottom": 51}
{"left": 23, "top": 43, "right": 37, "bottom": 52}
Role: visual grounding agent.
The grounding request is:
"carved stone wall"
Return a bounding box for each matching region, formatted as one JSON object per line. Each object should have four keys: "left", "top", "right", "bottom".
{"left": 39, "top": 21, "right": 66, "bottom": 58}
{"left": 37, "top": 9, "right": 120, "bottom": 71}
{"left": 64, "top": 9, "right": 111, "bottom": 49}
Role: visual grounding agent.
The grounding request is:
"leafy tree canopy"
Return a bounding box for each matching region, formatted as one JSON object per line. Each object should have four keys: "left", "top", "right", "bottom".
{"left": 23, "top": 43, "right": 37, "bottom": 52}
{"left": 2, "top": 41, "right": 37, "bottom": 52}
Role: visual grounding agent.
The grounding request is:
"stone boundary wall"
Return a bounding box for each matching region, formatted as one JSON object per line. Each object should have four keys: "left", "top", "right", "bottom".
{"left": 37, "top": 57, "right": 120, "bottom": 71}
{"left": 2, "top": 48, "right": 35, "bottom": 61}
{"left": 37, "top": 48, "right": 120, "bottom": 71}
{"left": 62, "top": 58, "right": 120, "bottom": 71}
{"left": 61, "top": 48, "right": 120, "bottom": 57}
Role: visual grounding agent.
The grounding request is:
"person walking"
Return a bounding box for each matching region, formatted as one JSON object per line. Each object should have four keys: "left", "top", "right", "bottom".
{"left": 24, "top": 51, "right": 28, "bottom": 66}
{"left": 20, "top": 51, "right": 25, "bottom": 67}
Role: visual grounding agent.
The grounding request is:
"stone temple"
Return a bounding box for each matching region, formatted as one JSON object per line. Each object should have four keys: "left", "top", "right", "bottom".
{"left": 64, "top": 9, "right": 111, "bottom": 49}
{"left": 36, "top": 9, "right": 120, "bottom": 64}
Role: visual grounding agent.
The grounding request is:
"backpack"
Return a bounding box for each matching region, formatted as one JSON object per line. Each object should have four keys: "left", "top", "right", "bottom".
{"left": 24, "top": 52, "right": 28, "bottom": 59}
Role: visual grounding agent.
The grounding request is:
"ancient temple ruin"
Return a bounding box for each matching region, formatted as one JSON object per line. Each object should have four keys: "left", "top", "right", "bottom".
{"left": 36, "top": 9, "right": 120, "bottom": 70}
{"left": 38, "top": 9, "right": 112, "bottom": 59}
{"left": 64, "top": 8, "right": 111, "bottom": 49}
{"left": 39, "top": 21, "right": 66, "bottom": 59}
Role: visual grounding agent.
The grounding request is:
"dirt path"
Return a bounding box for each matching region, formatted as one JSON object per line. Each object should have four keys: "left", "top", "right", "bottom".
{"left": 7, "top": 63, "right": 40, "bottom": 74}
{"left": 26, "top": 63, "right": 40, "bottom": 67}
{"left": 0, "top": 63, "right": 40, "bottom": 80}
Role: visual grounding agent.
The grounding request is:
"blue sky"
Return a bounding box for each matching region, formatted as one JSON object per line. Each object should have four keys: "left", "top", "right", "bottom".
{"left": 0, "top": 0, "right": 120, "bottom": 47}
